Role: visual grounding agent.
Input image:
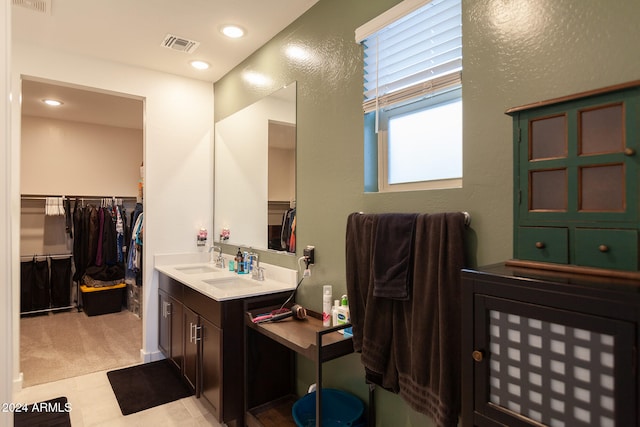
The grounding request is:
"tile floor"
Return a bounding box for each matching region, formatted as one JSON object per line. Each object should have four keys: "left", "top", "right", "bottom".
{"left": 14, "top": 367, "right": 223, "bottom": 426}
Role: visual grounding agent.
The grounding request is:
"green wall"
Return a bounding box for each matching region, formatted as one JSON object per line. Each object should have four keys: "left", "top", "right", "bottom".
{"left": 214, "top": 0, "right": 640, "bottom": 425}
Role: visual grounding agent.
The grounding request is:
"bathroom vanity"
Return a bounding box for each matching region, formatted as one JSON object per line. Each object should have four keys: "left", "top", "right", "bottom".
{"left": 155, "top": 255, "right": 297, "bottom": 426}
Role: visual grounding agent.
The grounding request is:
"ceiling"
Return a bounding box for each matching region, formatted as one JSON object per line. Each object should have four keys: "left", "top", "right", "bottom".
{"left": 13, "top": 0, "right": 319, "bottom": 128}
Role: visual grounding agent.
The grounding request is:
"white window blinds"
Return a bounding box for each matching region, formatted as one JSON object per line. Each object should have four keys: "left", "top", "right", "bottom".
{"left": 357, "top": 0, "right": 462, "bottom": 114}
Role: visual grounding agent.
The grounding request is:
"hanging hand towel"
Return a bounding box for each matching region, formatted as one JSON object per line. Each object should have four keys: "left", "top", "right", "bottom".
{"left": 372, "top": 213, "right": 418, "bottom": 300}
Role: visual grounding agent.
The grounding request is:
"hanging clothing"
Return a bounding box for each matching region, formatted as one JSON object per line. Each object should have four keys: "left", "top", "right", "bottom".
{"left": 45, "top": 197, "right": 64, "bottom": 216}
{"left": 72, "top": 200, "right": 88, "bottom": 282}
{"left": 96, "top": 207, "right": 105, "bottom": 266}
{"left": 280, "top": 207, "right": 296, "bottom": 252}
{"left": 64, "top": 197, "right": 73, "bottom": 238}
{"left": 126, "top": 208, "right": 143, "bottom": 284}
{"left": 115, "top": 204, "right": 125, "bottom": 262}
{"left": 71, "top": 200, "right": 133, "bottom": 286}
{"left": 87, "top": 206, "right": 100, "bottom": 270}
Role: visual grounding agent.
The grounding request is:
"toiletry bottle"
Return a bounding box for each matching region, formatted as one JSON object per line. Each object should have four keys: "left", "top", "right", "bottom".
{"left": 322, "top": 285, "right": 332, "bottom": 327}
{"left": 332, "top": 300, "right": 340, "bottom": 326}
{"left": 336, "top": 295, "right": 350, "bottom": 334}
{"left": 235, "top": 248, "right": 243, "bottom": 273}
{"left": 243, "top": 251, "right": 250, "bottom": 274}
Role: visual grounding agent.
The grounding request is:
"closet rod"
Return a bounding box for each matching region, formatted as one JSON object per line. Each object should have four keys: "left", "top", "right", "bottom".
{"left": 20, "top": 253, "right": 73, "bottom": 259}
{"left": 21, "top": 194, "right": 138, "bottom": 201}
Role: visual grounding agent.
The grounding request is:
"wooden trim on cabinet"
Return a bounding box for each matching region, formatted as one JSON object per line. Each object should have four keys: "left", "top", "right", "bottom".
{"left": 505, "top": 258, "right": 640, "bottom": 280}
{"left": 505, "top": 80, "right": 640, "bottom": 115}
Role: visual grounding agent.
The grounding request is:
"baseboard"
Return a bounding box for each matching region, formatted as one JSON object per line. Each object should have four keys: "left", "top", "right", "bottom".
{"left": 141, "top": 349, "right": 165, "bottom": 363}
{"left": 13, "top": 371, "right": 23, "bottom": 393}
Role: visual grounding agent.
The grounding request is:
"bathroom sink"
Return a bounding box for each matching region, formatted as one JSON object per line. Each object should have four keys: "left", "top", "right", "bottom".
{"left": 175, "top": 265, "right": 219, "bottom": 274}
{"left": 203, "top": 278, "right": 261, "bottom": 291}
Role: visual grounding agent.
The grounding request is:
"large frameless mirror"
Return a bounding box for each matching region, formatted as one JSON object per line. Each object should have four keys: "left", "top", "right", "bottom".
{"left": 214, "top": 83, "right": 296, "bottom": 253}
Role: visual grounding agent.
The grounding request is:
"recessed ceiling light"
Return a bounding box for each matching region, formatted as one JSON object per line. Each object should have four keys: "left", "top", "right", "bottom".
{"left": 190, "top": 60, "right": 210, "bottom": 70}
{"left": 221, "top": 25, "right": 245, "bottom": 39}
{"left": 42, "top": 99, "right": 63, "bottom": 106}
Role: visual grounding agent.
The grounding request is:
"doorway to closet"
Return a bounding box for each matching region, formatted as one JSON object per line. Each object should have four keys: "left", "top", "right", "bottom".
{"left": 19, "top": 77, "right": 144, "bottom": 387}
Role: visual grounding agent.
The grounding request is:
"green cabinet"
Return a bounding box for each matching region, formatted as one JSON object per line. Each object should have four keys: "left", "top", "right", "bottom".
{"left": 507, "top": 81, "right": 640, "bottom": 274}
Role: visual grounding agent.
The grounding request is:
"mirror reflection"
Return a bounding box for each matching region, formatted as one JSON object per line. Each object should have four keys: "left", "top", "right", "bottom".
{"left": 214, "top": 83, "right": 296, "bottom": 253}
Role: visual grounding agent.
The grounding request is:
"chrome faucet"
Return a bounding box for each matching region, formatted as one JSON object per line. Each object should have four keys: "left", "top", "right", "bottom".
{"left": 209, "top": 245, "right": 225, "bottom": 269}
{"left": 248, "top": 251, "right": 264, "bottom": 281}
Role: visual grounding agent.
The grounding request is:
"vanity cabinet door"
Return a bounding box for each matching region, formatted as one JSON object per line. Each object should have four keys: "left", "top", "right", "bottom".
{"left": 183, "top": 306, "right": 199, "bottom": 392}
{"left": 158, "top": 290, "right": 171, "bottom": 358}
{"left": 201, "top": 316, "right": 222, "bottom": 420}
{"left": 169, "top": 296, "right": 184, "bottom": 371}
{"left": 158, "top": 290, "right": 184, "bottom": 371}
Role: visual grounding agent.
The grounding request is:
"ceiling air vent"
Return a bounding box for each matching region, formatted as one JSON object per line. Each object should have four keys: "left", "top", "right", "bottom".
{"left": 12, "top": 0, "right": 51, "bottom": 14}
{"left": 161, "top": 34, "right": 200, "bottom": 54}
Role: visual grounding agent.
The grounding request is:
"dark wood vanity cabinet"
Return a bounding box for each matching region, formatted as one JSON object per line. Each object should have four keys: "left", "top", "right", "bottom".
{"left": 461, "top": 264, "right": 640, "bottom": 427}
{"left": 158, "top": 273, "right": 243, "bottom": 425}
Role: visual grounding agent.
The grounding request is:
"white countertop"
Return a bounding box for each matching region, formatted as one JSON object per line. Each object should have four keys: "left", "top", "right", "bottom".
{"left": 154, "top": 252, "right": 298, "bottom": 301}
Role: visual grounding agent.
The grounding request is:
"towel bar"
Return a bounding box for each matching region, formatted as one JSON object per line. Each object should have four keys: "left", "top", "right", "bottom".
{"left": 463, "top": 211, "right": 471, "bottom": 227}
{"left": 356, "top": 211, "right": 471, "bottom": 227}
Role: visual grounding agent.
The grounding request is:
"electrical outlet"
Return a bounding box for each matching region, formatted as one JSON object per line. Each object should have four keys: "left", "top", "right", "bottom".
{"left": 304, "top": 245, "right": 315, "bottom": 264}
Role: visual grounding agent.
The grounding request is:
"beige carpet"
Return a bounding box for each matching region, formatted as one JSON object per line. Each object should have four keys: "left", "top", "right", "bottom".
{"left": 20, "top": 309, "right": 142, "bottom": 387}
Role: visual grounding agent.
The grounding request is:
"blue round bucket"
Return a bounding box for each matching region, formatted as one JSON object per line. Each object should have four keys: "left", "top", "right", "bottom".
{"left": 292, "top": 388, "right": 364, "bottom": 427}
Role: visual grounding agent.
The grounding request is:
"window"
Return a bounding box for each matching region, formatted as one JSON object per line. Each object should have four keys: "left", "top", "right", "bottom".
{"left": 357, "top": 0, "right": 462, "bottom": 192}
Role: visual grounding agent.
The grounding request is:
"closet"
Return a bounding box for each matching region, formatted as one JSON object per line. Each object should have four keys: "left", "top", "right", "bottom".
{"left": 19, "top": 78, "right": 144, "bottom": 386}
{"left": 20, "top": 195, "right": 142, "bottom": 316}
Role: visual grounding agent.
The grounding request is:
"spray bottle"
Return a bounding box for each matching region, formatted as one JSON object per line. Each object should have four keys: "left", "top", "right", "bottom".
{"left": 322, "top": 285, "right": 332, "bottom": 327}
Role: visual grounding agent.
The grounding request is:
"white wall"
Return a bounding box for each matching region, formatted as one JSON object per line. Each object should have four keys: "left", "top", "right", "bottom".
{"left": 11, "top": 42, "right": 214, "bottom": 390}
{"left": 1, "top": 0, "right": 13, "bottom": 423}
{"left": 21, "top": 116, "right": 143, "bottom": 196}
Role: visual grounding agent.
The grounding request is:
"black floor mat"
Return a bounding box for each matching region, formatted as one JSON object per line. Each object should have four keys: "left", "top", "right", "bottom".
{"left": 14, "top": 396, "right": 71, "bottom": 427}
{"left": 107, "top": 360, "right": 193, "bottom": 415}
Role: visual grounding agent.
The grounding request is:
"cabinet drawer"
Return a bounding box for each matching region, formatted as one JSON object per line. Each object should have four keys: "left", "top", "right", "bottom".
{"left": 517, "top": 227, "right": 568, "bottom": 264}
{"left": 159, "top": 274, "right": 184, "bottom": 301}
{"left": 574, "top": 228, "right": 638, "bottom": 271}
{"left": 183, "top": 285, "right": 222, "bottom": 327}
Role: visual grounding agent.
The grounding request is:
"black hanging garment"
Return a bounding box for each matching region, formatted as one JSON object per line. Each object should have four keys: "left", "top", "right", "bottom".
{"left": 72, "top": 200, "right": 88, "bottom": 282}
{"left": 101, "top": 207, "right": 118, "bottom": 266}
{"left": 87, "top": 206, "right": 100, "bottom": 270}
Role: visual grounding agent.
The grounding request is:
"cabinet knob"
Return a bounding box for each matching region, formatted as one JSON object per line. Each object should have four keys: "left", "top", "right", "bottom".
{"left": 624, "top": 147, "right": 636, "bottom": 156}
{"left": 535, "top": 241, "right": 545, "bottom": 249}
{"left": 472, "top": 350, "right": 484, "bottom": 362}
{"left": 599, "top": 244, "right": 609, "bottom": 253}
